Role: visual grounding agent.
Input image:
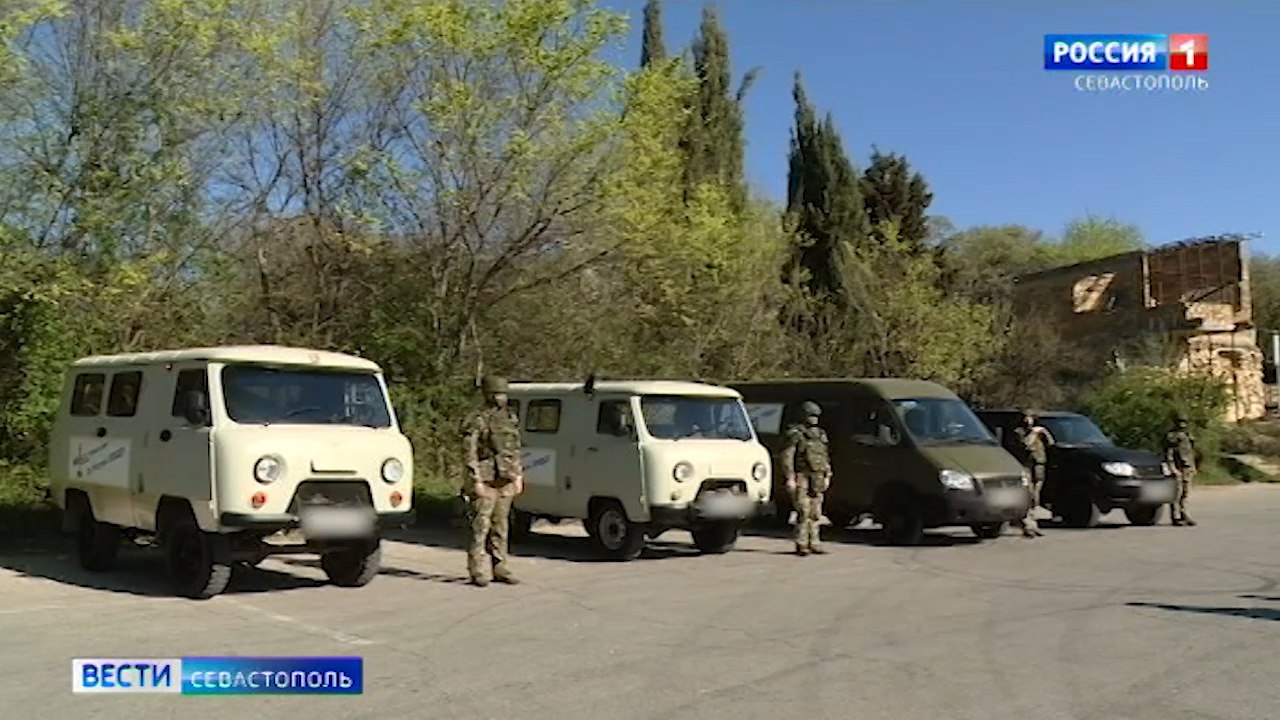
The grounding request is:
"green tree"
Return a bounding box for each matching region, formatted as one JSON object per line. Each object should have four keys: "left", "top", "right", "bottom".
{"left": 1250, "top": 253, "right": 1280, "bottom": 334}
{"left": 938, "top": 224, "right": 1052, "bottom": 304}
{"left": 682, "top": 4, "right": 755, "bottom": 210}
{"left": 1085, "top": 365, "right": 1228, "bottom": 461}
{"left": 1052, "top": 214, "right": 1145, "bottom": 265}
{"left": 783, "top": 74, "right": 870, "bottom": 303}
{"left": 640, "top": 0, "right": 665, "bottom": 67}
{"left": 861, "top": 149, "right": 933, "bottom": 251}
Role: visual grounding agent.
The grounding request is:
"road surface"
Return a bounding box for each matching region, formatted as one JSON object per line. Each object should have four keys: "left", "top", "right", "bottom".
{"left": 2, "top": 484, "right": 1278, "bottom": 719}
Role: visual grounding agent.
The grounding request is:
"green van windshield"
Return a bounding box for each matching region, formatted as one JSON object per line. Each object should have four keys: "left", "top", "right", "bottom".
{"left": 893, "top": 398, "right": 997, "bottom": 446}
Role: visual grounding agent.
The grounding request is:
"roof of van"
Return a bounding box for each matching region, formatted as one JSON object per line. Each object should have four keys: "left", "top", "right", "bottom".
{"left": 731, "top": 378, "right": 958, "bottom": 400}
{"left": 508, "top": 380, "right": 741, "bottom": 398}
{"left": 70, "top": 345, "right": 381, "bottom": 372}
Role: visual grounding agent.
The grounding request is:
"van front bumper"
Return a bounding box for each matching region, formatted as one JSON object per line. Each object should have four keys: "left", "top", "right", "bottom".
{"left": 218, "top": 510, "right": 417, "bottom": 531}
{"left": 946, "top": 491, "right": 1029, "bottom": 525}
{"left": 648, "top": 498, "right": 771, "bottom": 527}
{"left": 1101, "top": 476, "right": 1177, "bottom": 507}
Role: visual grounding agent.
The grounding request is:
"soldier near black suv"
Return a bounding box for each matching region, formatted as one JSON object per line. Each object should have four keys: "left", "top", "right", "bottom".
{"left": 976, "top": 409, "right": 1178, "bottom": 528}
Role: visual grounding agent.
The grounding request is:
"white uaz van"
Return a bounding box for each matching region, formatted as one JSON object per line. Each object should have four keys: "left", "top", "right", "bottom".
{"left": 48, "top": 346, "right": 414, "bottom": 599}
{"left": 507, "top": 379, "right": 772, "bottom": 560}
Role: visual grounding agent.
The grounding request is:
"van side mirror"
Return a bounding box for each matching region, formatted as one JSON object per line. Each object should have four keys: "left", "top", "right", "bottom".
{"left": 183, "top": 391, "right": 210, "bottom": 426}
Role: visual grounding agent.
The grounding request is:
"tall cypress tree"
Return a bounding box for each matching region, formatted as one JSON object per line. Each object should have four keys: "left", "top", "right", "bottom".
{"left": 640, "top": 0, "right": 666, "bottom": 67}
{"left": 683, "top": 5, "right": 755, "bottom": 210}
{"left": 861, "top": 149, "right": 933, "bottom": 251}
{"left": 785, "top": 74, "right": 870, "bottom": 300}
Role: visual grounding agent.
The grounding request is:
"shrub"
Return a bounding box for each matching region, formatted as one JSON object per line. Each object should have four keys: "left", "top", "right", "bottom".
{"left": 1084, "top": 365, "right": 1229, "bottom": 463}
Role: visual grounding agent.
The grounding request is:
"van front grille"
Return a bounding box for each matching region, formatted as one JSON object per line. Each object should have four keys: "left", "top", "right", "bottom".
{"left": 288, "top": 480, "right": 373, "bottom": 513}
{"left": 700, "top": 479, "right": 747, "bottom": 495}
{"left": 981, "top": 476, "right": 1024, "bottom": 491}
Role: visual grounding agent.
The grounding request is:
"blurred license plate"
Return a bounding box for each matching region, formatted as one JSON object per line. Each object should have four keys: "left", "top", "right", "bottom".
{"left": 301, "top": 507, "right": 373, "bottom": 538}
{"left": 988, "top": 488, "right": 1025, "bottom": 508}
{"left": 1140, "top": 483, "right": 1174, "bottom": 502}
{"left": 699, "top": 493, "right": 747, "bottom": 517}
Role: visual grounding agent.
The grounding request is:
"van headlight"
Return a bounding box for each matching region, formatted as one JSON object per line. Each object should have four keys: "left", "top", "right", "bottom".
{"left": 751, "top": 462, "right": 768, "bottom": 482}
{"left": 381, "top": 458, "right": 405, "bottom": 484}
{"left": 673, "top": 461, "right": 694, "bottom": 482}
{"left": 940, "top": 469, "right": 975, "bottom": 491}
{"left": 1102, "top": 461, "right": 1135, "bottom": 477}
{"left": 253, "top": 456, "right": 283, "bottom": 484}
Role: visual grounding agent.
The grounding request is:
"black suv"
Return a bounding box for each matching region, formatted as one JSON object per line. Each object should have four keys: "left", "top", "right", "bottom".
{"left": 975, "top": 410, "right": 1177, "bottom": 528}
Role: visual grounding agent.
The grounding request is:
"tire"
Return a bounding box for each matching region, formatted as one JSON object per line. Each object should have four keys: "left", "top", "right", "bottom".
{"left": 510, "top": 509, "right": 534, "bottom": 543}
{"left": 880, "top": 499, "right": 924, "bottom": 546}
{"left": 166, "top": 518, "right": 231, "bottom": 599}
{"left": 1059, "top": 487, "right": 1101, "bottom": 529}
{"left": 972, "top": 522, "right": 1005, "bottom": 539}
{"left": 321, "top": 540, "right": 382, "bottom": 587}
{"left": 1124, "top": 504, "right": 1163, "bottom": 526}
{"left": 76, "top": 507, "right": 120, "bottom": 572}
{"left": 587, "top": 501, "right": 645, "bottom": 561}
{"left": 691, "top": 521, "right": 739, "bottom": 554}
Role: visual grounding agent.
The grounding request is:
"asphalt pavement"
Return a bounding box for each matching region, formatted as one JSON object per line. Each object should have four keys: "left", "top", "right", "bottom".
{"left": 2, "top": 484, "right": 1278, "bottom": 720}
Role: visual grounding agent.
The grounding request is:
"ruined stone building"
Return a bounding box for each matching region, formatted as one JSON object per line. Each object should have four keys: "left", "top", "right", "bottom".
{"left": 1011, "top": 236, "right": 1265, "bottom": 422}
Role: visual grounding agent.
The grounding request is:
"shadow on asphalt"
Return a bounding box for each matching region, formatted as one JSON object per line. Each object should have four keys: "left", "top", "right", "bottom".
{"left": 276, "top": 555, "right": 474, "bottom": 585}
{"left": 1127, "top": 601, "right": 1280, "bottom": 622}
{"left": 389, "top": 523, "right": 777, "bottom": 563}
{"left": 0, "top": 542, "right": 326, "bottom": 597}
{"left": 742, "top": 522, "right": 984, "bottom": 547}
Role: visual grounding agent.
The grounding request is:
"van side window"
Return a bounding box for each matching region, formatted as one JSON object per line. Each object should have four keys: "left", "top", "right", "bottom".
{"left": 525, "top": 399, "right": 561, "bottom": 433}
{"left": 597, "top": 400, "right": 633, "bottom": 435}
{"left": 70, "top": 373, "right": 106, "bottom": 416}
{"left": 171, "top": 369, "right": 209, "bottom": 417}
{"left": 850, "top": 401, "right": 897, "bottom": 445}
{"left": 744, "top": 403, "right": 785, "bottom": 435}
{"left": 106, "top": 371, "right": 143, "bottom": 417}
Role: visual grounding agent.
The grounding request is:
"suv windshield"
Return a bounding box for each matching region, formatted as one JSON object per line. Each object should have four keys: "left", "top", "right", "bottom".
{"left": 893, "top": 398, "right": 997, "bottom": 446}
{"left": 221, "top": 366, "right": 392, "bottom": 428}
{"left": 1040, "top": 415, "right": 1112, "bottom": 446}
{"left": 639, "top": 396, "right": 754, "bottom": 441}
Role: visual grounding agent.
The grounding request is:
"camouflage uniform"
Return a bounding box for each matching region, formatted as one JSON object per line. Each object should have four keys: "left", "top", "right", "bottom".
{"left": 1164, "top": 420, "right": 1198, "bottom": 527}
{"left": 1012, "top": 417, "right": 1048, "bottom": 538}
{"left": 782, "top": 401, "right": 832, "bottom": 556}
{"left": 463, "top": 376, "right": 525, "bottom": 585}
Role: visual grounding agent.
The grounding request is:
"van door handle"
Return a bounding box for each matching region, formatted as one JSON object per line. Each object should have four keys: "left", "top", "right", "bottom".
{"left": 159, "top": 430, "right": 172, "bottom": 442}
{"left": 95, "top": 427, "right": 106, "bottom": 438}
{"left": 586, "top": 446, "right": 598, "bottom": 453}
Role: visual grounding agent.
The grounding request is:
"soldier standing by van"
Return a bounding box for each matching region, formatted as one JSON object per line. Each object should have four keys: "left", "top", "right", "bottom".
{"left": 782, "top": 401, "right": 832, "bottom": 556}
{"left": 1164, "top": 414, "right": 1198, "bottom": 527}
{"left": 1013, "top": 412, "right": 1052, "bottom": 538}
{"left": 462, "top": 375, "right": 525, "bottom": 586}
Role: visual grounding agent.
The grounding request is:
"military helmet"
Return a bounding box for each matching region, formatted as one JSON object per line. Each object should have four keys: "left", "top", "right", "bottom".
{"left": 480, "top": 375, "right": 509, "bottom": 394}
{"left": 801, "top": 400, "right": 822, "bottom": 417}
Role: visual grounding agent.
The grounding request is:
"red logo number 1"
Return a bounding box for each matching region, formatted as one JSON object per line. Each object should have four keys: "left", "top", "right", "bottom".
{"left": 1169, "top": 34, "right": 1208, "bottom": 71}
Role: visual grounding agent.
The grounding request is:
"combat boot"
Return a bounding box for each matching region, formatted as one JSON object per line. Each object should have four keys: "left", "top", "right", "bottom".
{"left": 470, "top": 576, "right": 490, "bottom": 587}
{"left": 808, "top": 545, "right": 828, "bottom": 555}
{"left": 794, "top": 545, "right": 809, "bottom": 556}
{"left": 493, "top": 570, "right": 521, "bottom": 585}
{"left": 1183, "top": 516, "right": 1197, "bottom": 527}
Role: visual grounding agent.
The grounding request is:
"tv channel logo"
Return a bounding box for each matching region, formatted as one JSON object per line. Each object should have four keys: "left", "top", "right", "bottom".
{"left": 73, "top": 657, "right": 363, "bottom": 695}
{"left": 1044, "top": 34, "right": 1208, "bottom": 72}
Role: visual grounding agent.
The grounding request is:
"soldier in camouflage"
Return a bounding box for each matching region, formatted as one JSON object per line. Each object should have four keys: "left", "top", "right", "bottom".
{"left": 462, "top": 375, "right": 525, "bottom": 586}
{"left": 1164, "top": 414, "right": 1198, "bottom": 527}
{"left": 782, "top": 401, "right": 832, "bottom": 556}
{"left": 1012, "top": 412, "right": 1051, "bottom": 538}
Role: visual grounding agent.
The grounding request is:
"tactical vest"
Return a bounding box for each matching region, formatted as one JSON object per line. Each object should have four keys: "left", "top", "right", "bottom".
{"left": 791, "top": 424, "right": 831, "bottom": 474}
{"left": 1018, "top": 427, "right": 1048, "bottom": 465}
{"left": 480, "top": 408, "right": 523, "bottom": 483}
{"left": 1167, "top": 431, "right": 1195, "bottom": 468}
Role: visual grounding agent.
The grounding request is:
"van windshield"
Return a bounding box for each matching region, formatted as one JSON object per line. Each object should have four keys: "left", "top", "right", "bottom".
{"left": 221, "top": 366, "right": 392, "bottom": 428}
{"left": 893, "top": 398, "right": 997, "bottom": 446}
{"left": 639, "top": 396, "right": 754, "bottom": 441}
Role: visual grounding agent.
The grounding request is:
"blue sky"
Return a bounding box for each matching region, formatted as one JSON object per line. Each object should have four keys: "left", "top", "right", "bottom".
{"left": 600, "top": 0, "right": 1280, "bottom": 254}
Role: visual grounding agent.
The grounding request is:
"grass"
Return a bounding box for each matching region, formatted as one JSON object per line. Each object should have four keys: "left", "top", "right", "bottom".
{"left": 0, "top": 462, "right": 61, "bottom": 539}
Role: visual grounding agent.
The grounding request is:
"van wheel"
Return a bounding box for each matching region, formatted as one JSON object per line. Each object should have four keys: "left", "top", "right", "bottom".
{"left": 880, "top": 501, "right": 924, "bottom": 546}
{"left": 166, "top": 519, "right": 231, "bottom": 599}
{"left": 1061, "top": 490, "right": 1101, "bottom": 529}
{"left": 1124, "top": 504, "right": 1162, "bottom": 526}
{"left": 691, "top": 521, "right": 739, "bottom": 554}
{"left": 587, "top": 501, "right": 645, "bottom": 561}
{"left": 511, "top": 509, "right": 534, "bottom": 543}
{"left": 972, "top": 522, "right": 1005, "bottom": 539}
{"left": 76, "top": 510, "right": 120, "bottom": 572}
{"left": 321, "top": 539, "right": 382, "bottom": 587}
